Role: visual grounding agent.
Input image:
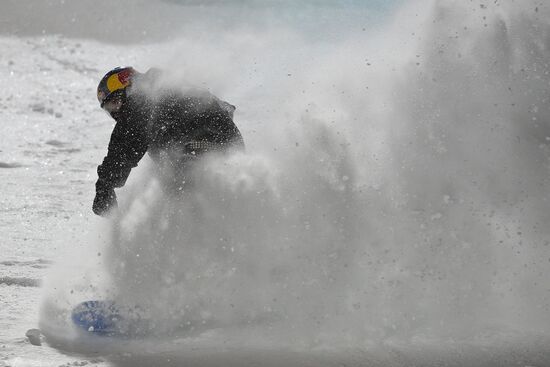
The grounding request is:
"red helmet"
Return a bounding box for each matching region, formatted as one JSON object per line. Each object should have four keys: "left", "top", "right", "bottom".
{"left": 97, "top": 67, "right": 136, "bottom": 107}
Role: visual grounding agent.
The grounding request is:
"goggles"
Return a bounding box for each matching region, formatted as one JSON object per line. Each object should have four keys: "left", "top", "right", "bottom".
{"left": 101, "top": 92, "right": 124, "bottom": 114}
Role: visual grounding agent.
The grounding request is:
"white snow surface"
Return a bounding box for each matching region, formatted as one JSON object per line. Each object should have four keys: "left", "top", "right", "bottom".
{"left": 2, "top": 0, "right": 550, "bottom": 366}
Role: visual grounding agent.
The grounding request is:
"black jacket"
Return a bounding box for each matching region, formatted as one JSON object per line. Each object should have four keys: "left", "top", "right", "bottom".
{"left": 95, "top": 77, "right": 244, "bottom": 193}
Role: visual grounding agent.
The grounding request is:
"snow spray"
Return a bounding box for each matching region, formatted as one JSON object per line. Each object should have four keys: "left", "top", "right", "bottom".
{"left": 41, "top": 0, "right": 550, "bottom": 352}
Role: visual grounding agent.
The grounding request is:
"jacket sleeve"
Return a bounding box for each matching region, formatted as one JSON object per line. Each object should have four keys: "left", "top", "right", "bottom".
{"left": 95, "top": 120, "right": 148, "bottom": 191}
{"left": 202, "top": 100, "right": 245, "bottom": 148}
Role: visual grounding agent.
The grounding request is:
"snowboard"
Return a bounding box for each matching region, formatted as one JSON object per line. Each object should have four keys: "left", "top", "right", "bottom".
{"left": 71, "top": 300, "right": 148, "bottom": 336}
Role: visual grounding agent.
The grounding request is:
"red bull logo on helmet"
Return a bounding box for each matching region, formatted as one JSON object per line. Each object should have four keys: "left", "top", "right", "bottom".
{"left": 97, "top": 67, "right": 135, "bottom": 105}
{"left": 106, "top": 68, "right": 133, "bottom": 94}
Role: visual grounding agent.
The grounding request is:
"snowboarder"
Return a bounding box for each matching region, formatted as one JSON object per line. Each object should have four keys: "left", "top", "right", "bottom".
{"left": 92, "top": 67, "right": 244, "bottom": 216}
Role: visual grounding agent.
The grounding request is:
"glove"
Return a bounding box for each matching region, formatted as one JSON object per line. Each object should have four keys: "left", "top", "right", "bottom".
{"left": 92, "top": 188, "right": 118, "bottom": 216}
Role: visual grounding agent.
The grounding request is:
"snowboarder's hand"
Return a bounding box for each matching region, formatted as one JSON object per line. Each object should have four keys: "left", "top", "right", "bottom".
{"left": 92, "top": 188, "right": 117, "bottom": 216}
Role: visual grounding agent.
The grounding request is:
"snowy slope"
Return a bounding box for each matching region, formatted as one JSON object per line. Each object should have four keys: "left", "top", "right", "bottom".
{"left": 1, "top": 0, "right": 550, "bottom": 366}
{"left": 0, "top": 35, "right": 143, "bottom": 366}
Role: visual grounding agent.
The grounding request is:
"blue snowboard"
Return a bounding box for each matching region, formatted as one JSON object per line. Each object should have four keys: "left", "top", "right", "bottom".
{"left": 71, "top": 300, "right": 123, "bottom": 335}
{"left": 72, "top": 300, "right": 150, "bottom": 337}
